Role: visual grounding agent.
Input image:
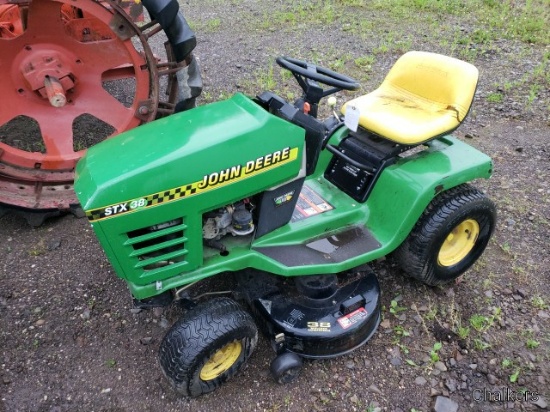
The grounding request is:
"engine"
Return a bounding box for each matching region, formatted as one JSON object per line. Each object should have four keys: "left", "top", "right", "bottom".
{"left": 202, "top": 200, "right": 255, "bottom": 252}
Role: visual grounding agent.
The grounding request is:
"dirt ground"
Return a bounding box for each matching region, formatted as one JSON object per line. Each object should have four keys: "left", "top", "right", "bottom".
{"left": 1, "top": 1, "right": 549, "bottom": 411}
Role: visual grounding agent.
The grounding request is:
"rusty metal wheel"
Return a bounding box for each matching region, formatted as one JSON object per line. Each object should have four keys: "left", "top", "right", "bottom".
{"left": 0, "top": 0, "right": 192, "bottom": 219}
{"left": 0, "top": 3, "right": 23, "bottom": 37}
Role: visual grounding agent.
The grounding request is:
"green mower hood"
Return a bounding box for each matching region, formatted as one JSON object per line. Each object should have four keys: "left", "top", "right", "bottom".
{"left": 75, "top": 93, "right": 305, "bottom": 216}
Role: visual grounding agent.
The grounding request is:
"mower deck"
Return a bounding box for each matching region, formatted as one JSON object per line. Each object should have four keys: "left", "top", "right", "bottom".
{"left": 236, "top": 269, "right": 381, "bottom": 359}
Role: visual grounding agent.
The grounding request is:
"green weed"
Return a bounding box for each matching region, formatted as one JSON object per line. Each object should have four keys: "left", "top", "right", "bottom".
{"left": 473, "top": 338, "right": 491, "bottom": 351}
{"left": 354, "top": 55, "right": 375, "bottom": 70}
{"left": 257, "top": 64, "right": 277, "bottom": 91}
{"left": 205, "top": 18, "right": 221, "bottom": 32}
{"left": 531, "top": 296, "right": 548, "bottom": 309}
{"left": 284, "top": 395, "right": 291, "bottom": 406}
{"left": 424, "top": 306, "right": 438, "bottom": 321}
{"left": 469, "top": 307, "right": 501, "bottom": 332}
{"left": 457, "top": 326, "right": 470, "bottom": 340}
{"left": 430, "top": 341, "right": 443, "bottom": 363}
{"left": 486, "top": 92, "right": 504, "bottom": 103}
{"left": 105, "top": 359, "right": 117, "bottom": 368}
{"left": 389, "top": 298, "right": 407, "bottom": 316}
{"left": 526, "top": 339, "right": 540, "bottom": 349}
{"left": 500, "top": 242, "right": 512, "bottom": 254}
{"left": 469, "top": 314, "right": 491, "bottom": 332}
{"left": 28, "top": 239, "right": 46, "bottom": 257}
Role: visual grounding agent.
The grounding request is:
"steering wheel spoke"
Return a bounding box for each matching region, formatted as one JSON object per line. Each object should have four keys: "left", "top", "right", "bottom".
{"left": 292, "top": 72, "right": 308, "bottom": 92}
{"left": 322, "top": 87, "right": 341, "bottom": 97}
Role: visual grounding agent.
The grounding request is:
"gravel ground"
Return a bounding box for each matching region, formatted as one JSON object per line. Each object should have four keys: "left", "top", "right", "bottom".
{"left": 1, "top": 1, "right": 549, "bottom": 411}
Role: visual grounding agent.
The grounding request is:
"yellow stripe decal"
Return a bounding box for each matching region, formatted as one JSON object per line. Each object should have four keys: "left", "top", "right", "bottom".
{"left": 86, "top": 147, "right": 299, "bottom": 222}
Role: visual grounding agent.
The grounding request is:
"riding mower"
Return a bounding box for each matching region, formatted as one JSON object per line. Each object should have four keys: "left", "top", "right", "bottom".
{"left": 74, "top": 51, "right": 496, "bottom": 397}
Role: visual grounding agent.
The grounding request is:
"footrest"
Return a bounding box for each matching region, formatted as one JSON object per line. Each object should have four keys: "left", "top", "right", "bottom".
{"left": 254, "top": 226, "right": 381, "bottom": 267}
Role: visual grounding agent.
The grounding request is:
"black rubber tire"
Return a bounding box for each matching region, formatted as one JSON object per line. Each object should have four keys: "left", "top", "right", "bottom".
{"left": 394, "top": 184, "right": 496, "bottom": 286}
{"left": 270, "top": 352, "right": 303, "bottom": 384}
{"left": 158, "top": 297, "right": 258, "bottom": 397}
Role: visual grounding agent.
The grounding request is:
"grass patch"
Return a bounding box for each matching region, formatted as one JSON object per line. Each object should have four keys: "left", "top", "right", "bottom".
{"left": 531, "top": 296, "right": 548, "bottom": 310}
{"left": 256, "top": 1, "right": 344, "bottom": 31}
{"left": 526, "top": 339, "right": 540, "bottom": 349}
{"left": 473, "top": 338, "right": 491, "bottom": 351}
{"left": 486, "top": 92, "right": 504, "bottom": 103}
{"left": 494, "top": 50, "right": 550, "bottom": 110}
{"left": 371, "top": 0, "right": 549, "bottom": 45}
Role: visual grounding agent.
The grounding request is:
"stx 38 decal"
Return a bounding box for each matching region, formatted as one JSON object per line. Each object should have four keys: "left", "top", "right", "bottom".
{"left": 85, "top": 147, "right": 299, "bottom": 222}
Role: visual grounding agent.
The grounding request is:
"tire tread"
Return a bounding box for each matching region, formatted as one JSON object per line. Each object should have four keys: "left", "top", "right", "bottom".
{"left": 394, "top": 184, "right": 496, "bottom": 285}
{"left": 158, "top": 297, "right": 257, "bottom": 397}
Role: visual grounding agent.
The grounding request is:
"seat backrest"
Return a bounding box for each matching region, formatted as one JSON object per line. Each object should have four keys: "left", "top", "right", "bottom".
{"left": 383, "top": 51, "right": 479, "bottom": 121}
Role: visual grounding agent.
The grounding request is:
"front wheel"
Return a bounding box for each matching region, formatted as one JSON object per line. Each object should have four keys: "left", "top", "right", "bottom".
{"left": 159, "top": 297, "right": 258, "bottom": 397}
{"left": 394, "top": 184, "right": 496, "bottom": 286}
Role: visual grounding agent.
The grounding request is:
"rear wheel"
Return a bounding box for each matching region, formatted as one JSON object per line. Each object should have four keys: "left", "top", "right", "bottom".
{"left": 0, "top": 0, "right": 200, "bottom": 217}
{"left": 159, "top": 297, "right": 258, "bottom": 397}
{"left": 394, "top": 184, "right": 496, "bottom": 286}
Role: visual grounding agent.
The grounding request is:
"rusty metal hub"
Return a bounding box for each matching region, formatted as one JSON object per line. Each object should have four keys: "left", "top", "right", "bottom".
{"left": 0, "top": 0, "right": 187, "bottom": 219}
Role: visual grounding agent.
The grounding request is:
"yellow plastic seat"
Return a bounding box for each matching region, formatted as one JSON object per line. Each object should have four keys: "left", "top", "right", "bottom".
{"left": 342, "top": 51, "right": 479, "bottom": 145}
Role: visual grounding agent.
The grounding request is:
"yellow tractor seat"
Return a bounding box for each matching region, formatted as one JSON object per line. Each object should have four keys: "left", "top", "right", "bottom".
{"left": 342, "top": 51, "right": 479, "bottom": 145}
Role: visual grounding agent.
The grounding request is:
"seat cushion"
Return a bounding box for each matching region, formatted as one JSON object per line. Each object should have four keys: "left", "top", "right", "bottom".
{"left": 342, "top": 51, "right": 479, "bottom": 145}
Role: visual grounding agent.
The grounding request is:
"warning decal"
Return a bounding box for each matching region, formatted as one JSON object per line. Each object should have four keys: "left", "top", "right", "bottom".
{"left": 337, "top": 307, "right": 368, "bottom": 330}
{"left": 291, "top": 185, "right": 334, "bottom": 222}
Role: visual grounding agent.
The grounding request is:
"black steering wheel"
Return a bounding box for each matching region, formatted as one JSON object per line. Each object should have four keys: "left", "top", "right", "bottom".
{"left": 276, "top": 56, "right": 360, "bottom": 95}
{"left": 275, "top": 57, "right": 360, "bottom": 118}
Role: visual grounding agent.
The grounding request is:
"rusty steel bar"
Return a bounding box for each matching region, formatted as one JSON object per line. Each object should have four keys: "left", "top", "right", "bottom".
{"left": 43, "top": 75, "right": 66, "bottom": 107}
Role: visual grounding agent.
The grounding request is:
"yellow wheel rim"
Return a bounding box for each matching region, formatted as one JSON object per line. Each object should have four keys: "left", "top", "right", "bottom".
{"left": 199, "top": 340, "right": 242, "bottom": 381}
{"left": 438, "top": 219, "right": 480, "bottom": 267}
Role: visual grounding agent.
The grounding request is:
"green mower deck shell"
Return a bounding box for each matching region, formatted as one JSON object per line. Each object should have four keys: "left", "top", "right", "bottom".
{"left": 74, "top": 94, "right": 493, "bottom": 300}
